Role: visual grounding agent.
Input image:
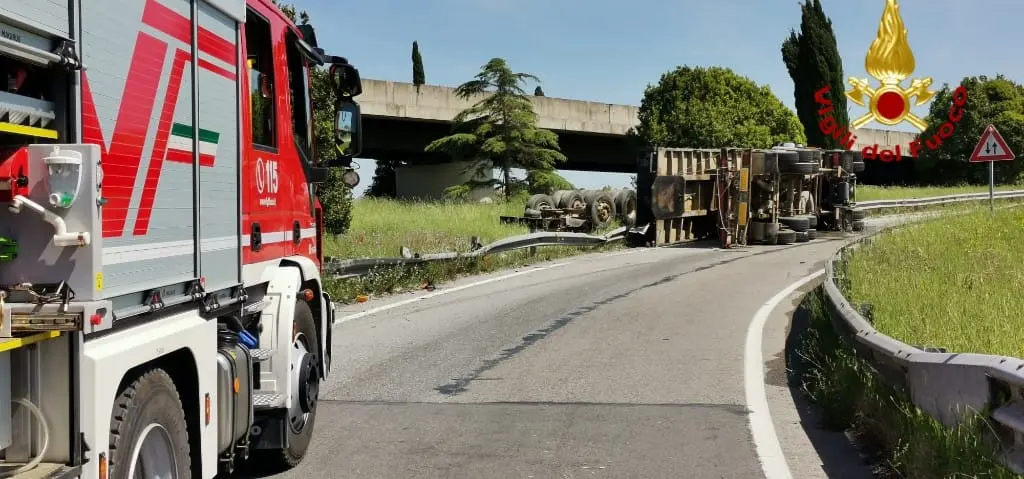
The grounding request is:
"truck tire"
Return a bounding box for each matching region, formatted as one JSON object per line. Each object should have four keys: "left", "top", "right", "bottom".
{"left": 777, "top": 230, "right": 796, "bottom": 245}
{"left": 807, "top": 229, "right": 817, "bottom": 240}
{"left": 781, "top": 161, "right": 814, "bottom": 175}
{"left": 614, "top": 189, "right": 637, "bottom": 226}
{"left": 763, "top": 222, "right": 779, "bottom": 244}
{"left": 850, "top": 160, "right": 866, "bottom": 173}
{"left": 275, "top": 299, "right": 321, "bottom": 468}
{"left": 763, "top": 151, "right": 780, "bottom": 174}
{"left": 779, "top": 216, "right": 810, "bottom": 232}
{"left": 108, "top": 369, "right": 191, "bottom": 479}
{"left": 551, "top": 190, "right": 567, "bottom": 206}
{"left": 810, "top": 162, "right": 821, "bottom": 173}
{"left": 850, "top": 208, "right": 866, "bottom": 221}
{"left": 587, "top": 192, "right": 616, "bottom": 229}
{"left": 805, "top": 214, "right": 817, "bottom": 229}
{"left": 795, "top": 231, "right": 810, "bottom": 243}
{"left": 852, "top": 220, "right": 866, "bottom": 232}
{"left": 526, "top": 194, "right": 555, "bottom": 211}
{"left": 558, "top": 190, "right": 585, "bottom": 210}
{"left": 777, "top": 151, "right": 799, "bottom": 168}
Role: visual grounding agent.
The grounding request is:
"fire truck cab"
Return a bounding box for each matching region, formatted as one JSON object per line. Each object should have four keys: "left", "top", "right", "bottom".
{"left": 0, "top": 0, "right": 361, "bottom": 477}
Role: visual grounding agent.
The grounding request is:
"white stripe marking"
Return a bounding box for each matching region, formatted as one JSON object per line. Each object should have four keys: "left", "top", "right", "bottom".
{"left": 103, "top": 235, "right": 240, "bottom": 265}
{"left": 744, "top": 269, "right": 824, "bottom": 479}
{"left": 167, "top": 135, "right": 218, "bottom": 156}
{"left": 335, "top": 262, "right": 572, "bottom": 324}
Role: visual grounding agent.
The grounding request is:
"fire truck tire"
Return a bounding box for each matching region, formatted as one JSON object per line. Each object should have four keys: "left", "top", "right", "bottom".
{"left": 587, "top": 192, "right": 616, "bottom": 229}
{"left": 614, "top": 189, "right": 637, "bottom": 226}
{"left": 777, "top": 230, "right": 796, "bottom": 245}
{"left": 795, "top": 231, "right": 810, "bottom": 243}
{"left": 852, "top": 220, "right": 866, "bottom": 232}
{"left": 275, "top": 299, "right": 321, "bottom": 468}
{"left": 850, "top": 160, "right": 866, "bottom": 173}
{"left": 781, "top": 161, "right": 814, "bottom": 175}
{"left": 779, "top": 216, "right": 810, "bottom": 232}
{"left": 558, "top": 190, "right": 585, "bottom": 210}
{"left": 526, "top": 194, "right": 555, "bottom": 211}
{"left": 108, "top": 369, "right": 191, "bottom": 479}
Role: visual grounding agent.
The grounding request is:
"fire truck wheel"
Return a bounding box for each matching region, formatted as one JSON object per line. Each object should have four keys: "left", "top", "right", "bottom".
{"left": 277, "top": 299, "right": 321, "bottom": 468}
{"left": 558, "top": 190, "right": 585, "bottom": 210}
{"left": 779, "top": 216, "right": 810, "bottom": 232}
{"left": 108, "top": 369, "right": 191, "bottom": 479}
{"left": 526, "top": 194, "right": 555, "bottom": 211}
{"left": 777, "top": 230, "right": 797, "bottom": 245}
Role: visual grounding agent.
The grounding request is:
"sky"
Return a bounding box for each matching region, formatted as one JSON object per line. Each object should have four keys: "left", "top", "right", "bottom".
{"left": 294, "top": 0, "right": 1024, "bottom": 197}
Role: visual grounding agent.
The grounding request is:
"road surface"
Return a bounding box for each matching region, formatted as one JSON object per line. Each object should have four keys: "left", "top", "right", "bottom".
{"left": 263, "top": 223, "right": 905, "bottom": 478}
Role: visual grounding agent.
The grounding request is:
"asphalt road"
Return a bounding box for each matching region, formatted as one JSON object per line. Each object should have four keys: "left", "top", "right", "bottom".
{"left": 262, "top": 221, "right": 906, "bottom": 479}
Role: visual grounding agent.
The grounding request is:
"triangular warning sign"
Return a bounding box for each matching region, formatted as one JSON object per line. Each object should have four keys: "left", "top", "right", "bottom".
{"left": 969, "top": 124, "right": 1015, "bottom": 162}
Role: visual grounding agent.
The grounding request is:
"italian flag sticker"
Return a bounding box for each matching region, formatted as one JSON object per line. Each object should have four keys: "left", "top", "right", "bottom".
{"left": 167, "top": 122, "right": 219, "bottom": 166}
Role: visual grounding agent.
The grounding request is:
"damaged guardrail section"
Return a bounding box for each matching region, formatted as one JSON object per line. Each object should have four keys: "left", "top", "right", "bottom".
{"left": 823, "top": 227, "right": 1024, "bottom": 474}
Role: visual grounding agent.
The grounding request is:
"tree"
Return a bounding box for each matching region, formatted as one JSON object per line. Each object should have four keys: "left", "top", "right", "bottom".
{"left": 781, "top": 0, "right": 849, "bottom": 149}
{"left": 425, "top": 58, "right": 567, "bottom": 199}
{"left": 637, "top": 66, "right": 805, "bottom": 148}
{"left": 412, "top": 41, "right": 425, "bottom": 90}
{"left": 366, "top": 158, "right": 400, "bottom": 197}
{"left": 525, "top": 170, "right": 573, "bottom": 194}
{"left": 272, "top": 0, "right": 353, "bottom": 233}
{"left": 915, "top": 75, "right": 1024, "bottom": 185}
{"left": 534, "top": 86, "right": 544, "bottom": 96}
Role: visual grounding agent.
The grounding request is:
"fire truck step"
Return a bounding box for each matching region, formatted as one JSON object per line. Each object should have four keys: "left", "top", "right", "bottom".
{"left": 244, "top": 299, "right": 268, "bottom": 314}
{"left": 253, "top": 392, "right": 285, "bottom": 408}
{"left": 249, "top": 347, "right": 273, "bottom": 362}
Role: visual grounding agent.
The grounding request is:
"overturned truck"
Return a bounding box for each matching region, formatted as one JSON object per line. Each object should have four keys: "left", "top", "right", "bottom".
{"left": 631, "top": 146, "right": 866, "bottom": 248}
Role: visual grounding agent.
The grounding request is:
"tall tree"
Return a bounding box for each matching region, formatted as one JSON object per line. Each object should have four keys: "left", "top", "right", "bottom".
{"left": 271, "top": 0, "right": 353, "bottom": 233}
{"left": 637, "top": 66, "right": 805, "bottom": 148}
{"left": 782, "top": 0, "right": 849, "bottom": 149}
{"left": 412, "top": 41, "right": 425, "bottom": 90}
{"left": 425, "top": 58, "right": 566, "bottom": 199}
{"left": 534, "top": 86, "right": 545, "bottom": 96}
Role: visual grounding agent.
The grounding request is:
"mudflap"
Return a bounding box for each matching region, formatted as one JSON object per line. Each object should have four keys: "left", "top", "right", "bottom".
{"left": 323, "top": 292, "right": 334, "bottom": 378}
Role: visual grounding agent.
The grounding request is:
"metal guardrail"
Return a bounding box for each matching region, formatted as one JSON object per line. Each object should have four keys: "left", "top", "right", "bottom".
{"left": 324, "top": 189, "right": 1024, "bottom": 279}
{"left": 324, "top": 227, "right": 628, "bottom": 278}
{"left": 823, "top": 224, "right": 1024, "bottom": 474}
{"left": 855, "top": 189, "right": 1024, "bottom": 210}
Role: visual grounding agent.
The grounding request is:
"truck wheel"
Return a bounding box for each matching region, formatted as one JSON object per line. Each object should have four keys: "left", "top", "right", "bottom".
{"left": 795, "top": 231, "right": 810, "bottom": 243}
{"left": 807, "top": 229, "right": 817, "bottom": 240}
{"left": 781, "top": 162, "right": 814, "bottom": 175}
{"left": 587, "top": 192, "right": 616, "bottom": 229}
{"left": 558, "top": 190, "right": 585, "bottom": 210}
{"left": 805, "top": 214, "right": 818, "bottom": 229}
{"left": 779, "top": 216, "right": 810, "bottom": 232}
{"left": 276, "top": 299, "right": 321, "bottom": 468}
{"left": 852, "top": 220, "right": 866, "bottom": 232}
{"left": 526, "top": 194, "right": 555, "bottom": 211}
{"left": 614, "top": 189, "right": 637, "bottom": 226}
{"left": 850, "top": 160, "right": 866, "bottom": 173}
{"left": 108, "top": 369, "right": 191, "bottom": 479}
{"left": 777, "top": 230, "right": 796, "bottom": 245}
{"left": 777, "top": 151, "right": 798, "bottom": 168}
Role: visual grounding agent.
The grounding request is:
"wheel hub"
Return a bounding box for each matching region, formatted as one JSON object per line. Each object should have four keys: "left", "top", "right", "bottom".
{"left": 288, "top": 336, "right": 318, "bottom": 433}
{"left": 127, "top": 424, "right": 178, "bottom": 479}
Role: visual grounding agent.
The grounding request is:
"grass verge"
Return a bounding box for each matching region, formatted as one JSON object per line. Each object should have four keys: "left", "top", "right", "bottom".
{"left": 795, "top": 288, "right": 1017, "bottom": 478}
{"left": 857, "top": 184, "right": 1021, "bottom": 201}
{"left": 857, "top": 196, "right": 1024, "bottom": 218}
{"left": 323, "top": 197, "right": 624, "bottom": 303}
{"left": 843, "top": 207, "right": 1024, "bottom": 356}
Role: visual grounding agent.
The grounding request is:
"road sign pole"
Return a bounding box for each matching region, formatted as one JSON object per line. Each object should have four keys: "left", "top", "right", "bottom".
{"left": 989, "top": 161, "right": 995, "bottom": 213}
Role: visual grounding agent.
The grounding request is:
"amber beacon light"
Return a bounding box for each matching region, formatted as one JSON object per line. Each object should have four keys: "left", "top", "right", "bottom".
{"left": 846, "top": 0, "right": 935, "bottom": 131}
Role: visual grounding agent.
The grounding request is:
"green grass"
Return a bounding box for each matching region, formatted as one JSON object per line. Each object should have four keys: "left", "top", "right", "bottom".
{"left": 843, "top": 208, "right": 1024, "bottom": 356}
{"left": 322, "top": 197, "right": 624, "bottom": 303}
{"left": 796, "top": 289, "right": 1018, "bottom": 478}
{"left": 857, "top": 184, "right": 1020, "bottom": 201}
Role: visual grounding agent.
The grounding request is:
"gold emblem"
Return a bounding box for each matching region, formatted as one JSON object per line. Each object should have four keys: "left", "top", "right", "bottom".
{"left": 846, "top": 0, "right": 935, "bottom": 131}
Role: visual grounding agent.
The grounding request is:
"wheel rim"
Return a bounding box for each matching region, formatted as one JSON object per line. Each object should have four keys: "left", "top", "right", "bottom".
{"left": 288, "top": 334, "right": 318, "bottom": 434}
{"left": 569, "top": 198, "right": 585, "bottom": 210}
{"left": 625, "top": 198, "right": 637, "bottom": 223}
{"left": 596, "top": 199, "right": 613, "bottom": 222}
{"left": 127, "top": 424, "right": 178, "bottom": 479}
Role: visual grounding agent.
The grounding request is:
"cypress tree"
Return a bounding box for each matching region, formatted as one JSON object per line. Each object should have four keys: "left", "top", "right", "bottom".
{"left": 412, "top": 41, "right": 425, "bottom": 89}
{"left": 782, "top": 0, "right": 849, "bottom": 148}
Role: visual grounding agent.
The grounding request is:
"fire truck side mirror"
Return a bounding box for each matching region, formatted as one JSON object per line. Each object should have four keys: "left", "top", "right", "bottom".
{"left": 335, "top": 99, "right": 361, "bottom": 159}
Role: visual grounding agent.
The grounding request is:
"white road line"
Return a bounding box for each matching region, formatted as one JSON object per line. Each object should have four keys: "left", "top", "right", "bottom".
{"left": 744, "top": 269, "right": 825, "bottom": 479}
{"left": 334, "top": 261, "right": 572, "bottom": 324}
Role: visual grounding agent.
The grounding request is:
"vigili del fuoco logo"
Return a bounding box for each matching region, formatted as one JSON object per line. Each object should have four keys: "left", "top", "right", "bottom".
{"left": 813, "top": 0, "right": 967, "bottom": 161}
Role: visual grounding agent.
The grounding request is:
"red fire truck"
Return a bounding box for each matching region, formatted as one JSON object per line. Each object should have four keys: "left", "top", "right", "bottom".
{"left": 0, "top": 0, "right": 361, "bottom": 477}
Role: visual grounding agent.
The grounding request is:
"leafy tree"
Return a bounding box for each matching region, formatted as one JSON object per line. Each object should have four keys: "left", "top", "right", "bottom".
{"left": 915, "top": 75, "right": 1024, "bottom": 185}
{"left": 426, "top": 58, "right": 567, "bottom": 199}
{"left": 534, "top": 86, "right": 544, "bottom": 96}
{"left": 525, "top": 170, "right": 573, "bottom": 194}
{"left": 366, "top": 158, "right": 400, "bottom": 197}
{"left": 272, "top": 0, "right": 353, "bottom": 233}
{"left": 637, "top": 66, "right": 805, "bottom": 148}
{"left": 781, "top": 0, "right": 849, "bottom": 149}
{"left": 412, "top": 41, "right": 425, "bottom": 90}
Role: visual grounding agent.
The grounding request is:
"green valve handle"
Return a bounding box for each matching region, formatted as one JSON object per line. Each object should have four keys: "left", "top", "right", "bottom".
{"left": 0, "top": 237, "right": 17, "bottom": 262}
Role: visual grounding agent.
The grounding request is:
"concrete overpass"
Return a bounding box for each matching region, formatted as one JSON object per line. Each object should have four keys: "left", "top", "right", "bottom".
{"left": 359, "top": 79, "right": 919, "bottom": 173}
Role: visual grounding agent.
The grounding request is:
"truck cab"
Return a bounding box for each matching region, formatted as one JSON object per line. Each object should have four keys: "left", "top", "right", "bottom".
{"left": 0, "top": 0, "right": 360, "bottom": 477}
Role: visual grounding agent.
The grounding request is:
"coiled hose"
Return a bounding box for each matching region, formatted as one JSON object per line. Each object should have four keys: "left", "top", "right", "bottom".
{"left": 0, "top": 398, "right": 50, "bottom": 478}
